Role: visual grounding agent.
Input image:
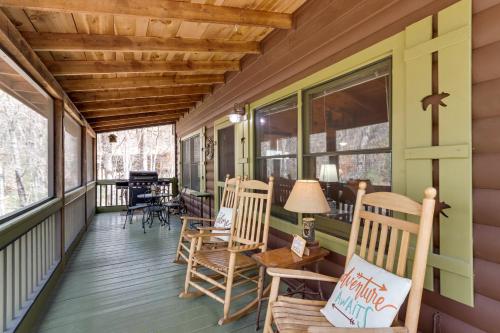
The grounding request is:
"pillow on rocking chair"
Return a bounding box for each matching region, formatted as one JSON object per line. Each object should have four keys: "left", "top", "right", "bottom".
{"left": 212, "top": 207, "right": 233, "bottom": 241}
{"left": 321, "top": 254, "right": 412, "bottom": 328}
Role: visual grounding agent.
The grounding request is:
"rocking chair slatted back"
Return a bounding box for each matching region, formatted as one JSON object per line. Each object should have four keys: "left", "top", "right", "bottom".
{"left": 229, "top": 177, "right": 274, "bottom": 249}
{"left": 346, "top": 182, "right": 436, "bottom": 333}
{"left": 220, "top": 175, "right": 240, "bottom": 210}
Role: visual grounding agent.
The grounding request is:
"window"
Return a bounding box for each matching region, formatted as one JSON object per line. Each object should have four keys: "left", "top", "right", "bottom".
{"left": 0, "top": 51, "right": 53, "bottom": 219}
{"left": 96, "top": 125, "right": 175, "bottom": 180}
{"left": 303, "top": 59, "right": 391, "bottom": 238}
{"left": 64, "top": 115, "right": 82, "bottom": 192}
{"left": 255, "top": 96, "right": 298, "bottom": 223}
{"left": 86, "top": 134, "right": 94, "bottom": 182}
{"left": 181, "top": 133, "right": 202, "bottom": 191}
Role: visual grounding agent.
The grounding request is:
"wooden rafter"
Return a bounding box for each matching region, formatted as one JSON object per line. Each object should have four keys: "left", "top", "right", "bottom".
{"left": 59, "top": 74, "right": 225, "bottom": 91}
{"left": 22, "top": 32, "right": 261, "bottom": 54}
{"left": 75, "top": 95, "right": 202, "bottom": 112}
{"left": 46, "top": 60, "right": 240, "bottom": 76}
{"left": 69, "top": 85, "right": 211, "bottom": 103}
{"left": 83, "top": 104, "right": 194, "bottom": 119}
{"left": 94, "top": 120, "right": 176, "bottom": 133}
{"left": 91, "top": 115, "right": 180, "bottom": 130}
{"left": 0, "top": 0, "right": 292, "bottom": 29}
{"left": 88, "top": 110, "right": 184, "bottom": 125}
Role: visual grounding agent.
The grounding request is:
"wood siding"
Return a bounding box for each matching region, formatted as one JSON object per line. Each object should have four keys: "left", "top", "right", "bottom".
{"left": 177, "top": 0, "right": 500, "bottom": 332}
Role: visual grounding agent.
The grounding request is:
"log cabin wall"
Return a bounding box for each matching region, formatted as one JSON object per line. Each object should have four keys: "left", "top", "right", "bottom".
{"left": 176, "top": 0, "right": 500, "bottom": 332}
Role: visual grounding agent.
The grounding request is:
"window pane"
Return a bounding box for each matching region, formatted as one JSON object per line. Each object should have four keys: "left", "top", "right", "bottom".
{"left": 0, "top": 52, "right": 53, "bottom": 218}
{"left": 182, "top": 140, "right": 190, "bottom": 188}
{"left": 218, "top": 126, "right": 235, "bottom": 182}
{"left": 255, "top": 96, "right": 298, "bottom": 223}
{"left": 303, "top": 59, "right": 392, "bottom": 238}
{"left": 180, "top": 133, "right": 201, "bottom": 191}
{"left": 64, "top": 116, "right": 82, "bottom": 191}
{"left": 96, "top": 125, "right": 176, "bottom": 180}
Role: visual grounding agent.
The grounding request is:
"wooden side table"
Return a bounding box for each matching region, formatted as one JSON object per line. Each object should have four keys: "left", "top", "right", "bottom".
{"left": 252, "top": 247, "right": 330, "bottom": 330}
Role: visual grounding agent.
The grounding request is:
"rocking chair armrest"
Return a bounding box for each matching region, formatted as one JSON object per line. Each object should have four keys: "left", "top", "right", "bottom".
{"left": 185, "top": 232, "right": 229, "bottom": 239}
{"left": 196, "top": 226, "right": 230, "bottom": 231}
{"left": 267, "top": 268, "right": 339, "bottom": 283}
{"left": 227, "top": 243, "right": 264, "bottom": 253}
{"left": 181, "top": 216, "right": 215, "bottom": 223}
{"left": 308, "top": 327, "right": 408, "bottom": 333}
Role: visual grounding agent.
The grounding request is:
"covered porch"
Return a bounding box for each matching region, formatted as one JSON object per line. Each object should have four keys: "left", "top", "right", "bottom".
{"left": 0, "top": 0, "right": 497, "bottom": 333}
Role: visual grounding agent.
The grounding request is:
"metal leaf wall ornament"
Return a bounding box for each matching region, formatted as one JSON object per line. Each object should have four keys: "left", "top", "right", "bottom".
{"left": 205, "top": 137, "right": 215, "bottom": 161}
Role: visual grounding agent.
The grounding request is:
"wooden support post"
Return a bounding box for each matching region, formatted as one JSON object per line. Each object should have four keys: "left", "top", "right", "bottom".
{"left": 54, "top": 99, "right": 65, "bottom": 258}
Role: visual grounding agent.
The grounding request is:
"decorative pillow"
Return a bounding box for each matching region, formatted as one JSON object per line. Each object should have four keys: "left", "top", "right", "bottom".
{"left": 212, "top": 207, "right": 233, "bottom": 241}
{"left": 320, "top": 254, "right": 412, "bottom": 328}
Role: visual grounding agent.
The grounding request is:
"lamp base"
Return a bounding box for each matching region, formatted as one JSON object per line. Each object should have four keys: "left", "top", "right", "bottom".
{"left": 305, "top": 240, "right": 321, "bottom": 255}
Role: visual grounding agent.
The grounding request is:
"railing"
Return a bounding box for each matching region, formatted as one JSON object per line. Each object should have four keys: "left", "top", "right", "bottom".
{"left": 0, "top": 182, "right": 96, "bottom": 333}
{"left": 0, "top": 208, "right": 60, "bottom": 332}
{"left": 96, "top": 179, "right": 173, "bottom": 208}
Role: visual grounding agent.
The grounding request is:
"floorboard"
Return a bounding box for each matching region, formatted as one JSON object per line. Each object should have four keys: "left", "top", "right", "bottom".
{"left": 35, "top": 213, "right": 261, "bottom": 333}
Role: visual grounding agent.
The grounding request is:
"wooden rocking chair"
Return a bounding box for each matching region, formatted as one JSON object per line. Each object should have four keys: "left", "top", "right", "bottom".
{"left": 174, "top": 175, "right": 240, "bottom": 264}
{"left": 179, "top": 177, "right": 274, "bottom": 325}
{"left": 263, "top": 182, "right": 436, "bottom": 333}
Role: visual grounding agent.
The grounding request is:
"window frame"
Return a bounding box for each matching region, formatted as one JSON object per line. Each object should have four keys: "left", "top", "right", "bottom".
{"left": 302, "top": 59, "right": 392, "bottom": 238}
{"left": 253, "top": 95, "right": 299, "bottom": 224}
{"left": 0, "top": 49, "right": 54, "bottom": 223}
{"left": 180, "top": 127, "right": 206, "bottom": 192}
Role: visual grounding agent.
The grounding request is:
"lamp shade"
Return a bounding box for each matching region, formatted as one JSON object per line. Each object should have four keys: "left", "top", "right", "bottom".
{"left": 319, "top": 164, "right": 338, "bottom": 182}
{"left": 284, "top": 180, "right": 330, "bottom": 214}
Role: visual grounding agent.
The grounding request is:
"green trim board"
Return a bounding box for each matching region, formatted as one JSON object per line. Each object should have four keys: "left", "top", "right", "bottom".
{"left": 245, "top": 0, "right": 473, "bottom": 306}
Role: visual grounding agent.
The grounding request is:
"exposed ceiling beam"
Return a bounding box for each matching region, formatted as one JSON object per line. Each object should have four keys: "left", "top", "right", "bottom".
{"left": 91, "top": 115, "right": 179, "bottom": 130}
{"left": 83, "top": 104, "right": 194, "bottom": 119}
{"left": 94, "top": 120, "right": 176, "bottom": 133}
{"left": 59, "top": 74, "right": 225, "bottom": 91}
{"left": 0, "top": 0, "right": 292, "bottom": 29}
{"left": 22, "top": 32, "right": 261, "bottom": 54}
{"left": 46, "top": 60, "right": 240, "bottom": 76}
{"left": 75, "top": 95, "right": 202, "bottom": 111}
{"left": 69, "top": 85, "right": 211, "bottom": 103}
{"left": 88, "top": 110, "right": 184, "bottom": 125}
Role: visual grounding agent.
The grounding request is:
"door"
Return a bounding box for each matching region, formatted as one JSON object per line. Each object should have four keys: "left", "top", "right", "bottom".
{"left": 214, "top": 124, "right": 236, "bottom": 210}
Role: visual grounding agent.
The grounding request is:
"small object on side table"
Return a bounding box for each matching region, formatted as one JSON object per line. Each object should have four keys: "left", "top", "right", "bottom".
{"left": 252, "top": 247, "right": 330, "bottom": 330}
{"left": 284, "top": 180, "right": 330, "bottom": 253}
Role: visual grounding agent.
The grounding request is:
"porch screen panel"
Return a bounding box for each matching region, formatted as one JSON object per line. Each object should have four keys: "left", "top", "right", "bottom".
{"left": 86, "top": 134, "right": 94, "bottom": 182}
{"left": 64, "top": 115, "right": 82, "bottom": 192}
{"left": 303, "top": 59, "right": 392, "bottom": 239}
{"left": 0, "top": 50, "right": 53, "bottom": 219}
{"left": 255, "top": 96, "right": 298, "bottom": 223}
{"left": 217, "top": 125, "right": 235, "bottom": 181}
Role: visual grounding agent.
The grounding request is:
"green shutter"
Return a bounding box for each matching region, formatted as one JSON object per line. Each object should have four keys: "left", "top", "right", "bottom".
{"left": 403, "top": 0, "right": 473, "bottom": 305}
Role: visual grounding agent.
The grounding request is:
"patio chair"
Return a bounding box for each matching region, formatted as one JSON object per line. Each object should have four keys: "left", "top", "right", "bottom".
{"left": 179, "top": 177, "right": 274, "bottom": 325}
{"left": 174, "top": 175, "right": 240, "bottom": 264}
{"left": 262, "top": 182, "right": 436, "bottom": 333}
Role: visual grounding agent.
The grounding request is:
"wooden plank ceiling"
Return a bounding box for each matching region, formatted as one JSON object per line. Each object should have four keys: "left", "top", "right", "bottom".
{"left": 0, "top": 0, "right": 306, "bottom": 132}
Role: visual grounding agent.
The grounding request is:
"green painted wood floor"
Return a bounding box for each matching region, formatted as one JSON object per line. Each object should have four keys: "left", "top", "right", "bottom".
{"left": 35, "top": 213, "right": 261, "bottom": 333}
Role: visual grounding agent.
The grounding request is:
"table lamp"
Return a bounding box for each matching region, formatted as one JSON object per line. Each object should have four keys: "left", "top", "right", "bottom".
{"left": 284, "top": 180, "right": 330, "bottom": 245}
{"left": 319, "top": 164, "right": 338, "bottom": 201}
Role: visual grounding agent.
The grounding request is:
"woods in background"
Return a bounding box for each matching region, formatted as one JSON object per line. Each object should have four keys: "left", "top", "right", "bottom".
{"left": 97, "top": 125, "right": 175, "bottom": 180}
